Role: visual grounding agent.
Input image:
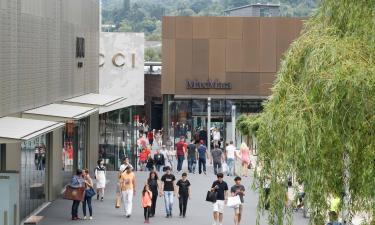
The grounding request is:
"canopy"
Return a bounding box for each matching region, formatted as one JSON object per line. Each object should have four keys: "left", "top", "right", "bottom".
{"left": 0, "top": 117, "right": 64, "bottom": 143}
{"left": 22, "top": 103, "right": 97, "bottom": 122}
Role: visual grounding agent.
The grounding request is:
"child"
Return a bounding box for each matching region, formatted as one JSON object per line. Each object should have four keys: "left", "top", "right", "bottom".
{"left": 142, "top": 184, "right": 153, "bottom": 223}
{"left": 176, "top": 173, "right": 191, "bottom": 218}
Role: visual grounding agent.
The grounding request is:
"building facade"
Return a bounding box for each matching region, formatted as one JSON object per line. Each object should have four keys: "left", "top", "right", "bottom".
{"left": 0, "top": 0, "right": 100, "bottom": 224}
{"left": 224, "top": 3, "right": 281, "bottom": 17}
{"left": 162, "top": 16, "right": 303, "bottom": 147}
{"left": 98, "top": 32, "right": 145, "bottom": 170}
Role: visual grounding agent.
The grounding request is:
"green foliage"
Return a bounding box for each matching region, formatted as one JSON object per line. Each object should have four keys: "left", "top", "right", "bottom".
{"left": 247, "top": 0, "right": 375, "bottom": 224}
{"left": 101, "top": 0, "right": 318, "bottom": 40}
{"left": 236, "top": 114, "right": 260, "bottom": 137}
{"left": 144, "top": 47, "right": 161, "bottom": 62}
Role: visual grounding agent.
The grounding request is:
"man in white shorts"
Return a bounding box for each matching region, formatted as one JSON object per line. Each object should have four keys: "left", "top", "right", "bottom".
{"left": 211, "top": 173, "right": 228, "bottom": 225}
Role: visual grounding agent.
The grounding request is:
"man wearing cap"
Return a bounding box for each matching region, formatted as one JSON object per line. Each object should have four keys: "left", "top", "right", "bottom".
{"left": 119, "top": 165, "right": 136, "bottom": 218}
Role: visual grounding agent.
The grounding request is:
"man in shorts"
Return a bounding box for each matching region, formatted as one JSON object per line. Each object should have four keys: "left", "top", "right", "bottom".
{"left": 210, "top": 173, "right": 228, "bottom": 225}
{"left": 231, "top": 176, "right": 245, "bottom": 225}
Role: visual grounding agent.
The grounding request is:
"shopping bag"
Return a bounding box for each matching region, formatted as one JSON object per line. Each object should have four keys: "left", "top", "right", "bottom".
{"left": 227, "top": 195, "right": 242, "bottom": 208}
{"left": 222, "top": 162, "right": 228, "bottom": 173}
{"left": 85, "top": 187, "right": 96, "bottom": 198}
{"left": 206, "top": 191, "right": 217, "bottom": 203}
{"left": 63, "top": 186, "right": 85, "bottom": 201}
{"left": 115, "top": 194, "right": 122, "bottom": 208}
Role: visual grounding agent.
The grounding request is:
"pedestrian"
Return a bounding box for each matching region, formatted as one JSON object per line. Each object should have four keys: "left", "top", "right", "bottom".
{"left": 225, "top": 141, "right": 237, "bottom": 176}
{"left": 187, "top": 140, "right": 197, "bottom": 173}
{"left": 82, "top": 169, "right": 94, "bottom": 220}
{"left": 238, "top": 143, "right": 250, "bottom": 177}
{"left": 160, "top": 166, "right": 176, "bottom": 218}
{"left": 146, "top": 155, "right": 154, "bottom": 171}
{"left": 119, "top": 165, "right": 136, "bottom": 218}
{"left": 211, "top": 173, "right": 228, "bottom": 225}
{"left": 141, "top": 184, "right": 153, "bottom": 224}
{"left": 231, "top": 177, "right": 245, "bottom": 225}
{"left": 95, "top": 159, "right": 106, "bottom": 201}
{"left": 147, "top": 171, "right": 160, "bottom": 217}
{"left": 176, "top": 137, "right": 186, "bottom": 172}
{"left": 211, "top": 145, "right": 225, "bottom": 175}
{"left": 140, "top": 148, "right": 150, "bottom": 171}
{"left": 148, "top": 130, "right": 154, "bottom": 146}
{"left": 167, "top": 147, "right": 175, "bottom": 170}
{"left": 197, "top": 140, "right": 209, "bottom": 175}
{"left": 176, "top": 173, "right": 191, "bottom": 218}
{"left": 213, "top": 128, "right": 221, "bottom": 147}
{"left": 153, "top": 149, "right": 165, "bottom": 172}
{"left": 70, "top": 169, "right": 85, "bottom": 220}
{"left": 119, "top": 157, "right": 133, "bottom": 173}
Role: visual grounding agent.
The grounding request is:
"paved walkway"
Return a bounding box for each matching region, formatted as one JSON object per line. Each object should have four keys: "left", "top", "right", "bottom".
{"left": 38, "top": 163, "right": 309, "bottom": 225}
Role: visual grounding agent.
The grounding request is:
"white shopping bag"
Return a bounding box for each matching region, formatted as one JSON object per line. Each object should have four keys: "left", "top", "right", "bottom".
{"left": 227, "top": 195, "right": 241, "bottom": 208}
{"left": 222, "top": 162, "right": 228, "bottom": 173}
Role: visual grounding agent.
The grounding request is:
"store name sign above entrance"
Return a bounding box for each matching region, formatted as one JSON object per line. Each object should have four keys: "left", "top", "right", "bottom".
{"left": 186, "top": 80, "right": 232, "bottom": 89}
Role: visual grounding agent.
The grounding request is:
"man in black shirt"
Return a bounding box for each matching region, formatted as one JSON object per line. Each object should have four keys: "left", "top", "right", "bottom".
{"left": 176, "top": 173, "right": 191, "bottom": 218}
{"left": 210, "top": 173, "right": 228, "bottom": 225}
{"left": 160, "top": 166, "right": 176, "bottom": 218}
{"left": 231, "top": 177, "right": 245, "bottom": 225}
{"left": 187, "top": 140, "right": 197, "bottom": 173}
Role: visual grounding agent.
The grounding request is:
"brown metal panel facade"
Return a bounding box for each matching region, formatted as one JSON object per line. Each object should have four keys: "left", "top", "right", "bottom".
{"left": 242, "top": 18, "right": 260, "bottom": 72}
{"left": 162, "top": 16, "right": 303, "bottom": 97}
{"left": 176, "top": 17, "right": 193, "bottom": 39}
{"left": 161, "top": 38, "right": 176, "bottom": 94}
{"left": 226, "top": 17, "right": 243, "bottom": 40}
{"left": 175, "top": 39, "right": 193, "bottom": 95}
{"left": 259, "top": 18, "right": 277, "bottom": 73}
{"left": 162, "top": 17, "right": 176, "bottom": 39}
{"left": 193, "top": 17, "right": 210, "bottom": 39}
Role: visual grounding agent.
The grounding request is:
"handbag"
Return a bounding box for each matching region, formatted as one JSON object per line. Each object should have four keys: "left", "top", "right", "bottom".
{"left": 115, "top": 193, "right": 122, "bottom": 208}
{"left": 85, "top": 187, "right": 96, "bottom": 198}
{"left": 63, "top": 185, "right": 85, "bottom": 201}
{"left": 222, "top": 162, "right": 228, "bottom": 173}
{"left": 227, "top": 195, "right": 242, "bottom": 208}
{"left": 206, "top": 191, "right": 217, "bottom": 203}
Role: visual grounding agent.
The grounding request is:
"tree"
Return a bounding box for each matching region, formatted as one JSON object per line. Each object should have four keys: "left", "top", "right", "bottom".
{"left": 144, "top": 47, "right": 161, "bottom": 62}
{"left": 240, "top": 0, "right": 375, "bottom": 225}
{"left": 118, "top": 20, "right": 132, "bottom": 32}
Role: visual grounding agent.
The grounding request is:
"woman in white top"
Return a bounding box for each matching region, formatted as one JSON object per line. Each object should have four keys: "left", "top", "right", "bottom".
{"left": 95, "top": 159, "right": 106, "bottom": 201}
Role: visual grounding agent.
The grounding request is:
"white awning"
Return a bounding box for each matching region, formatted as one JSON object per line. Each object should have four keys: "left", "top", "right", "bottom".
{"left": 63, "top": 93, "right": 125, "bottom": 107}
{"left": 0, "top": 117, "right": 64, "bottom": 143}
{"left": 22, "top": 104, "right": 98, "bottom": 122}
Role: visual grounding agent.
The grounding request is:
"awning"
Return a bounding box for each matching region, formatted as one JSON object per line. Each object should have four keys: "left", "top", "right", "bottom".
{"left": 63, "top": 93, "right": 125, "bottom": 107}
{"left": 22, "top": 103, "right": 98, "bottom": 122}
{"left": 0, "top": 117, "right": 64, "bottom": 143}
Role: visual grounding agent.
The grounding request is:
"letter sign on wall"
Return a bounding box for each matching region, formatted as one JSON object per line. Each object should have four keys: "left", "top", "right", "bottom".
{"left": 112, "top": 53, "right": 126, "bottom": 67}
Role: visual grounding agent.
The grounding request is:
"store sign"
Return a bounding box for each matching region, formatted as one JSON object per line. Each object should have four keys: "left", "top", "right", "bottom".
{"left": 186, "top": 79, "right": 232, "bottom": 89}
{"left": 99, "top": 53, "right": 136, "bottom": 68}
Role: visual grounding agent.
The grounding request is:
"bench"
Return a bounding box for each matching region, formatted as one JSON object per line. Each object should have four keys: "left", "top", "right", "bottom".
{"left": 24, "top": 216, "right": 44, "bottom": 225}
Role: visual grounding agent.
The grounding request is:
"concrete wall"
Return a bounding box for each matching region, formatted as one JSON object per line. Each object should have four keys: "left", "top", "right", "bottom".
{"left": 5, "top": 143, "right": 21, "bottom": 171}
{"left": 88, "top": 113, "right": 99, "bottom": 173}
{"left": 227, "top": 6, "right": 280, "bottom": 17}
{"left": 50, "top": 128, "right": 63, "bottom": 200}
{"left": 0, "top": 0, "right": 99, "bottom": 117}
{"left": 99, "top": 32, "right": 144, "bottom": 113}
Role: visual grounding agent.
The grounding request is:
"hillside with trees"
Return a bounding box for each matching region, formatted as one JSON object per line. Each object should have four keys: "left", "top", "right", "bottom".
{"left": 101, "top": 0, "right": 318, "bottom": 60}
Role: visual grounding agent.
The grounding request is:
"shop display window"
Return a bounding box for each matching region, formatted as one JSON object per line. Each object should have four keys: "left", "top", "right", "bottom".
{"left": 20, "top": 135, "right": 47, "bottom": 220}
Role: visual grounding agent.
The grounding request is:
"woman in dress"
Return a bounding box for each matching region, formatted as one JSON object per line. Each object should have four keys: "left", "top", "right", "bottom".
{"left": 95, "top": 159, "right": 106, "bottom": 201}
{"left": 238, "top": 143, "right": 250, "bottom": 177}
{"left": 146, "top": 171, "right": 160, "bottom": 217}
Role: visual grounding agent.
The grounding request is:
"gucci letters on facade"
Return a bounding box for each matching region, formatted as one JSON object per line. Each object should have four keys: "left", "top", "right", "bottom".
{"left": 186, "top": 79, "right": 232, "bottom": 89}
{"left": 99, "top": 53, "right": 136, "bottom": 68}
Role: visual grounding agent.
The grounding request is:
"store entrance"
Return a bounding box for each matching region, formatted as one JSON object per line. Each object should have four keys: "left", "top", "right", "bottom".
{"left": 192, "top": 116, "right": 226, "bottom": 148}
